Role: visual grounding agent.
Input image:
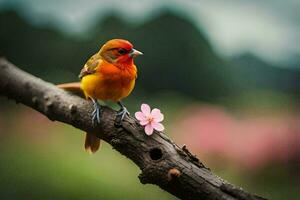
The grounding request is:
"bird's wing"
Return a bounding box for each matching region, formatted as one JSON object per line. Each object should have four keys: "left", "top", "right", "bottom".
{"left": 79, "top": 53, "right": 102, "bottom": 79}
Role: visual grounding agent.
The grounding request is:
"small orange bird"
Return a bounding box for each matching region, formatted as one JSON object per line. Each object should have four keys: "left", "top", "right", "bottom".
{"left": 58, "top": 39, "right": 143, "bottom": 153}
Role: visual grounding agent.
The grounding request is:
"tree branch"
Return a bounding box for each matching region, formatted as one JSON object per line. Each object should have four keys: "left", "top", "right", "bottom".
{"left": 0, "top": 58, "right": 266, "bottom": 200}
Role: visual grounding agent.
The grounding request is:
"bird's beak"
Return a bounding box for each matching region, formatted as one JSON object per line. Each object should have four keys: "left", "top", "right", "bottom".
{"left": 129, "top": 49, "right": 143, "bottom": 57}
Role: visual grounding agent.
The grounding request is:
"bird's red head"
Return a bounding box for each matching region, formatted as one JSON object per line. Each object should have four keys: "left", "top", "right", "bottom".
{"left": 99, "top": 39, "right": 143, "bottom": 66}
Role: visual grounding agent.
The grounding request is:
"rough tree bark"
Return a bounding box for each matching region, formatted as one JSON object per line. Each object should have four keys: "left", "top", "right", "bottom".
{"left": 0, "top": 58, "right": 266, "bottom": 200}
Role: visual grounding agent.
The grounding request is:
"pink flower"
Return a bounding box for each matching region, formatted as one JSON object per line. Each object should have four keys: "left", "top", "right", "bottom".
{"left": 135, "top": 104, "right": 165, "bottom": 135}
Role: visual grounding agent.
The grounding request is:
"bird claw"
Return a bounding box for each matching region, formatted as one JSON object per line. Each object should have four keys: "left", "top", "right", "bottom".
{"left": 91, "top": 99, "right": 101, "bottom": 127}
{"left": 115, "top": 106, "right": 129, "bottom": 126}
{"left": 117, "top": 106, "right": 129, "bottom": 119}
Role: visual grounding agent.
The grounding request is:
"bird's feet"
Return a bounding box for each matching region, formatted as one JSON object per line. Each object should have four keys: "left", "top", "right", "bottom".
{"left": 115, "top": 101, "right": 130, "bottom": 126}
{"left": 91, "top": 98, "right": 101, "bottom": 127}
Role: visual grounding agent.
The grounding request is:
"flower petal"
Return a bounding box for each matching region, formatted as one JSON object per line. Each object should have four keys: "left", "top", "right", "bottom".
{"left": 144, "top": 124, "right": 154, "bottom": 135}
{"left": 141, "top": 104, "right": 151, "bottom": 116}
{"left": 151, "top": 121, "right": 165, "bottom": 131}
{"left": 151, "top": 108, "right": 164, "bottom": 122}
{"left": 135, "top": 111, "right": 146, "bottom": 121}
{"left": 140, "top": 119, "right": 149, "bottom": 126}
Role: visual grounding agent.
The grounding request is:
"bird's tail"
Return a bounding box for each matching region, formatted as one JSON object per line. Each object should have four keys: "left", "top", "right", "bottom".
{"left": 57, "top": 82, "right": 85, "bottom": 98}
{"left": 57, "top": 82, "right": 101, "bottom": 153}
{"left": 85, "top": 133, "right": 101, "bottom": 153}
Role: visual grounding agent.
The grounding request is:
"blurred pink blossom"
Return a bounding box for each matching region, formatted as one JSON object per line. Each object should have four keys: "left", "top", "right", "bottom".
{"left": 135, "top": 103, "right": 164, "bottom": 135}
{"left": 173, "top": 105, "right": 300, "bottom": 171}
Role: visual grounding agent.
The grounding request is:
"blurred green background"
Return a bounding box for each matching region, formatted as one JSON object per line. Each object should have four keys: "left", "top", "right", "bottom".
{"left": 0, "top": 0, "right": 300, "bottom": 199}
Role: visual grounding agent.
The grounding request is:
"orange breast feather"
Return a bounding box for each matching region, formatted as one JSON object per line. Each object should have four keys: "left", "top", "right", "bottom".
{"left": 81, "top": 60, "right": 137, "bottom": 102}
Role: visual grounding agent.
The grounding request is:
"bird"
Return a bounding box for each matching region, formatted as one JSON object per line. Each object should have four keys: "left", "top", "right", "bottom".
{"left": 57, "top": 39, "right": 143, "bottom": 153}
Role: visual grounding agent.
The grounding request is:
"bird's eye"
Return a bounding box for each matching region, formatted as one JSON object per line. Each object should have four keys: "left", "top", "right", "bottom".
{"left": 118, "top": 48, "right": 127, "bottom": 55}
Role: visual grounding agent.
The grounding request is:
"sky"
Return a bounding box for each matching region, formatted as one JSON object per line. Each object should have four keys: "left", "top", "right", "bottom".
{"left": 1, "top": 0, "right": 299, "bottom": 64}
